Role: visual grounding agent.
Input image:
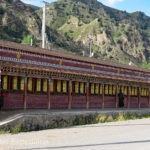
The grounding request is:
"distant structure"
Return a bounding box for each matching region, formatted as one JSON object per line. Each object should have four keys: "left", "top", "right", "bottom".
{"left": 129, "top": 61, "right": 132, "bottom": 66}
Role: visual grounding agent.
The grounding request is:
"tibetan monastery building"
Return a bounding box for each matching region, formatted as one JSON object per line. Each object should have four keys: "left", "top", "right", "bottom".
{"left": 0, "top": 40, "right": 150, "bottom": 109}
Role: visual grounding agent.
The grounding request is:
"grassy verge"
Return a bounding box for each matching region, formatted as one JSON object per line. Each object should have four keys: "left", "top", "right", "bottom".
{"left": 0, "top": 112, "right": 150, "bottom": 134}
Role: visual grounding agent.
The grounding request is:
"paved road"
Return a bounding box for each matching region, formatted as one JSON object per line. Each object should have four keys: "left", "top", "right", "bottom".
{"left": 1, "top": 119, "right": 150, "bottom": 150}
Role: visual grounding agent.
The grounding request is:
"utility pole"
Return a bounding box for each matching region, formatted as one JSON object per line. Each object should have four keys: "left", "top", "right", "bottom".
{"left": 30, "top": 38, "right": 33, "bottom": 46}
{"left": 89, "top": 39, "right": 93, "bottom": 57}
{"left": 82, "top": 50, "right": 85, "bottom": 56}
{"left": 42, "top": 1, "right": 46, "bottom": 49}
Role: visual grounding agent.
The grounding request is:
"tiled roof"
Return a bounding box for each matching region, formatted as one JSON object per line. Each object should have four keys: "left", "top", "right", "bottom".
{"left": 0, "top": 40, "right": 150, "bottom": 73}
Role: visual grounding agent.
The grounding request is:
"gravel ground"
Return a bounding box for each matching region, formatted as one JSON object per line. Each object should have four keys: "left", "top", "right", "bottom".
{"left": 1, "top": 118, "right": 150, "bottom": 150}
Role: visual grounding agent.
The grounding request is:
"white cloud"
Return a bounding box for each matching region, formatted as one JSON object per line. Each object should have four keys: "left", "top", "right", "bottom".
{"left": 99, "top": 0, "right": 124, "bottom": 6}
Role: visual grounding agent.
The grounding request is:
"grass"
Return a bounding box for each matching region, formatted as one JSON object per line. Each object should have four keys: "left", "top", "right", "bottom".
{"left": 1, "top": 113, "right": 150, "bottom": 134}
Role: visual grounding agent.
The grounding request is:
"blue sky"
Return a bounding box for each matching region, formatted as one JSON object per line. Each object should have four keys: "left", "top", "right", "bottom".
{"left": 21, "top": 0, "right": 150, "bottom": 16}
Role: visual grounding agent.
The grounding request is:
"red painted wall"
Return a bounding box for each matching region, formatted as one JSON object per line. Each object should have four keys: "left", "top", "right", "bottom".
{"left": 124, "top": 96, "right": 128, "bottom": 108}
{"left": 89, "top": 96, "right": 102, "bottom": 108}
{"left": 27, "top": 94, "right": 47, "bottom": 109}
{"left": 3, "top": 93, "right": 24, "bottom": 109}
{"left": 72, "top": 95, "right": 86, "bottom": 108}
{"left": 130, "top": 97, "right": 138, "bottom": 108}
{"left": 104, "top": 96, "right": 116, "bottom": 108}
{"left": 51, "top": 94, "right": 68, "bottom": 109}
{"left": 140, "top": 97, "right": 149, "bottom": 108}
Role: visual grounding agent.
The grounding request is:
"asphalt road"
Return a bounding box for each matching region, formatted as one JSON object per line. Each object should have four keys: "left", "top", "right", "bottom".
{"left": 1, "top": 119, "right": 150, "bottom": 150}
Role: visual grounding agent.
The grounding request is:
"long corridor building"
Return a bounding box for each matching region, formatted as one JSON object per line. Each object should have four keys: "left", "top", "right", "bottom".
{"left": 0, "top": 40, "right": 150, "bottom": 109}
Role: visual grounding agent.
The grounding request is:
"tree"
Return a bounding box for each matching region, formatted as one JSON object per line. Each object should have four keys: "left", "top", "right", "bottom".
{"left": 21, "top": 35, "right": 36, "bottom": 46}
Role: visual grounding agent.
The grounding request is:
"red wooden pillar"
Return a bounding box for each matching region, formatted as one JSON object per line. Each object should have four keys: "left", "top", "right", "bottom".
{"left": 47, "top": 79, "right": 51, "bottom": 109}
{"left": 23, "top": 77, "right": 27, "bottom": 109}
{"left": 32, "top": 78, "right": 35, "bottom": 94}
{"left": 8, "top": 76, "right": 11, "bottom": 93}
{"left": 0, "top": 66, "right": 1, "bottom": 90}
{"left": 115, "top": 85, "right": 118, "bottom": 108}
{"left": 148, "top": 88, "right": 150, "bottom": 108}
{"left": 138, "top": 87, "right": 141, "bottom": 108}
{"left": 86, "top": 82, "right": 89, "bottom": 109}
{"left": 127, "top": 86, "right": 130, "bottom": 108}
{"left": 68, "top": 80, "right": 72, "bottom": 109}
{"left": 102, "top": 84, "right": 104, "bottom": 109}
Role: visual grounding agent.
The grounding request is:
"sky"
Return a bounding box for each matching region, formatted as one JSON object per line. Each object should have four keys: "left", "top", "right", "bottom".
{"left": 21, "top": 0, "right": 150, "bottom": 17}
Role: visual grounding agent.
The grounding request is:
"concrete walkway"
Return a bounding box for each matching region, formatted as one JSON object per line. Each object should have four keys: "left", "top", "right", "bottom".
{"left": 1, "top": 118, "right": 150, "bottom": 150}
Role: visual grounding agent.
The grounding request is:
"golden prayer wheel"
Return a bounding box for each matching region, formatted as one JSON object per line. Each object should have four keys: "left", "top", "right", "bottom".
{"left": 50, "top": 79, "right": 54, "bottom": 93}
{"left": 63, "top": 80, "right": 67, "bottom": 93}
{"left": 91, "top": 83, "right": 94, "bottom": 94}
{"left": 3, "top": 76, "right": 8, "bottom": 90}
{"left": 75, "top": 82, "right": 79, "bottom": 94}
{"left": 80, "top": 82, "right": 84, "bottom": 94}
{"left": 28, "top": 78, "right": 32, "bottom": 92}
{"left": 57, "top": 80, "right": 61, "bottom": 93}
{"left": 13, "top": 76, "right": 18, "bottom": 90}
{"left": 43, "top": 79, "right": 47, "bottom": 92}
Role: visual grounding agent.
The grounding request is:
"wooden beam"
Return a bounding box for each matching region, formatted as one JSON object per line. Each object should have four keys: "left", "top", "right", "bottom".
{"left": 68, "top": 80, "right": 72, "bottom": 109}
{"left": 0, "top": 65, "right": 1, "bottom": 91}
{"left": 148, "top": 88, "right": 150, "bottom": 108}
{"left": 127, "top": 86, "right": 130, "bottom": 108}
{"left": 23, "top": 77, "right": 27, "bottom": 110}
{"left": 86, "top": 82, "right": 89, "bottom": 109}
{"left": 115, "top": 85, "right": 118, "bottom": 108}
{"left": 138, "top": 87, "right": 141, "bottom": 108}
{"left": 47, "top": 79, "right": 51, "bottom": 109}
{"left": 102, "top": 84, "right": 104, "bottom": 109}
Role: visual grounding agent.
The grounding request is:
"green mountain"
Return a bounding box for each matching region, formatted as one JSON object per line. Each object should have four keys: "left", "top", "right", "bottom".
{"left": 1, "top": 0, "right": 150, "bottom": 68}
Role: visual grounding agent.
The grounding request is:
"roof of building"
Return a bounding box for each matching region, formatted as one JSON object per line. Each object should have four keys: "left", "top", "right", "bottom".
{"left": 0, "top": 40, "right": 150, "bottom": 73}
